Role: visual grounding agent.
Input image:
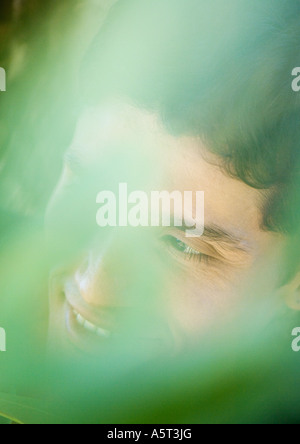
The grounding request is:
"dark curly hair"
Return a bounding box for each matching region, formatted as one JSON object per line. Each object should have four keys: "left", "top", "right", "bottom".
{"left": 83, "top": 0, "right": 300, "bottom": 235}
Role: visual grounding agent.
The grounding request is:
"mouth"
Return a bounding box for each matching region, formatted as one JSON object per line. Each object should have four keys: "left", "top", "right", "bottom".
{"left": 72, "top": 308, "right": 111, "bottom": 339}
{"left": 50, "top": 274, "right": 174, "bottom": 355}
{"left": 63, "top": 278, "right": 113, "bottom": 350}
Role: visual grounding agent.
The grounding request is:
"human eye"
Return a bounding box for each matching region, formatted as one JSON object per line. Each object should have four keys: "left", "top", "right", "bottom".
{"left": 162, "top": 235, "right": 212, "bottom": 265}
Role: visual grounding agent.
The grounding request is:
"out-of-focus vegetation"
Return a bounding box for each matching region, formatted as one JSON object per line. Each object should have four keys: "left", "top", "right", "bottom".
{"left": 0, "top": 0, "right": 299, "bottom": 425}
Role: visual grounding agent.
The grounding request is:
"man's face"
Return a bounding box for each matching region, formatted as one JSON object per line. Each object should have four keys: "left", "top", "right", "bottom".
{"left": 47, "top": 101, "right": 284, "bottom": 355}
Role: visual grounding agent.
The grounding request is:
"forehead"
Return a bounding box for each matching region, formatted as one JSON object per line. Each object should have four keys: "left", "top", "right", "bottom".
{"left": 69, "top": 101, "right": 168, "bottom": 162}
{"left": 68, "top": 101, "right": 265, "bottom": 242}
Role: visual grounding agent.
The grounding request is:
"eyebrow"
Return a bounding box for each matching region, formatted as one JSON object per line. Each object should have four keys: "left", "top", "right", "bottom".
{"left": 177, "top": 223, "right": 250, "bottom": 254}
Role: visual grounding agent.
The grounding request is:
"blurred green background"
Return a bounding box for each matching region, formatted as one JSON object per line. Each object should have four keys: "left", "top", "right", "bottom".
{"left": 0, "top": 0, "right": 299, "bottom": 425}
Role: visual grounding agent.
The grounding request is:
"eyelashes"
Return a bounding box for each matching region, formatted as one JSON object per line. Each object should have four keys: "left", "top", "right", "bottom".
{"left": 162, "top": 235, "right": 211, "bottom": 265}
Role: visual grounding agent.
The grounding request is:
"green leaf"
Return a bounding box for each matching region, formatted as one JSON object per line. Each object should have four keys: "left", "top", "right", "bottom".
{"left": 0, "top": 393, "right": 57, "bottom": 425}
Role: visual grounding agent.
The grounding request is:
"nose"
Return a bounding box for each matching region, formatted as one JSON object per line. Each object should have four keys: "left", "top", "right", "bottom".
{"left": 72, "top": 232, "right": 174, "bottom": 348}
{"left": 74, "top": 232, "right": 153, "bottom": 309}
{"left": 75, "top": 249, "right": 122, "bottom": 309}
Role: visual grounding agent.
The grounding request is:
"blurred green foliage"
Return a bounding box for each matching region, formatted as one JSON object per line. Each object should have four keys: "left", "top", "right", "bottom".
{"left": 0, "top": 0, "right": 299, "bottom": 425}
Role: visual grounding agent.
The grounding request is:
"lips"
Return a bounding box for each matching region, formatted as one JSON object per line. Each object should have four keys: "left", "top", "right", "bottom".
{"left": 59, "top": 275, "right": 174, "bottom": 355}
{"left": 72, "top": 308, "right": 111, "bottom": 338}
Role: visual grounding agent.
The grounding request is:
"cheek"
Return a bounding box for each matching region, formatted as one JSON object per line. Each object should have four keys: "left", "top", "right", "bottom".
{"left": 163, "top": 266, "right": 248, "bottom": 336}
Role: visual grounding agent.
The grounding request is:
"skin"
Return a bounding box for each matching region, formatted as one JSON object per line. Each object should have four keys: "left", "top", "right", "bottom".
{"left": 47, "top": 101, "right": 287, "bottom": 355}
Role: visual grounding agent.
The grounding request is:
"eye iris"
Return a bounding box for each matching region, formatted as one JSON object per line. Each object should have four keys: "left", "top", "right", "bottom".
{"left": 175, "top": 239, "right": 187, "bottom": 252}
